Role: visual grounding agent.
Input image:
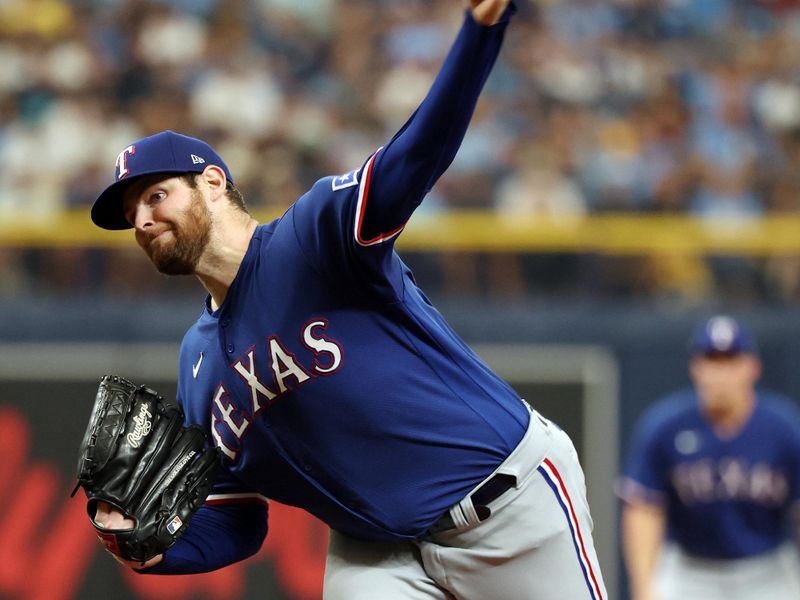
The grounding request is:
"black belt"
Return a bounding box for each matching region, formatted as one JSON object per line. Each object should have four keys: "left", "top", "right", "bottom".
{"left": 427, "top": 473, "right": 517, "bottom": 535}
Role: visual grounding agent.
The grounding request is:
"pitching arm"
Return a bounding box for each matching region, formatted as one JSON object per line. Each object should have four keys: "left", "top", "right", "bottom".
{"left": 353, "top": 1, "right": 515, "bottom": 247}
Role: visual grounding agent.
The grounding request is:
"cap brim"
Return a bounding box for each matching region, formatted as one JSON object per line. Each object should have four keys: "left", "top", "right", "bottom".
{"left": 90, "top": 169, "right": 189, "bottom": 230}
{"left": 91, "top": 178, "right": 138, "bottom": 230}
{"left": 701, "top": 349, "right": 744, "bottom": 357}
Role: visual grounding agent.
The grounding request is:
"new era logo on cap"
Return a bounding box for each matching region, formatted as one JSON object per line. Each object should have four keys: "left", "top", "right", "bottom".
{"left": 91, "top": 130, "right": 233, "bottom": 231}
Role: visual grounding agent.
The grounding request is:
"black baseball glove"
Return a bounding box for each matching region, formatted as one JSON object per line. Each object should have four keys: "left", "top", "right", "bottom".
{"left": 72, "top": 375, "right": 220, "bottom": 563}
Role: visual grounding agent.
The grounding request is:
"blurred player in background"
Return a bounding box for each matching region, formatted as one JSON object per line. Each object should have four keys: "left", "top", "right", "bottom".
{"left": 86, "top": 1, "right": 607, "bottom": 598}
{"left": 618, "top": 315, "right": 800, "bottom": 600}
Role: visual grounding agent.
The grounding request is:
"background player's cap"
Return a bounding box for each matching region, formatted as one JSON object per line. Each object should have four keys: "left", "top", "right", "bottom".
{"left": 689, "top": 315, "right": 757, "bottom": 357}
{"left": 91, "top": 130, "right": 233, "bottom": 230}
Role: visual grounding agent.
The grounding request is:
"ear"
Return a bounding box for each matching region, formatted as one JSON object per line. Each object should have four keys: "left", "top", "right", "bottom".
{"left": 688, "top": 356, "right": 701, "bottom": 381}
{"left": 745, "top": 355, "right": 762, "bottom": 383}
{"left": 200, "top": 165, "right": 228, "bottom": 201}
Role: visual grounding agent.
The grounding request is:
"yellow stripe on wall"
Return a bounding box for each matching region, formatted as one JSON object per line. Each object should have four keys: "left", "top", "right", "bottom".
{"left": 2, "top": 210, "right": 800, "bottom": 255}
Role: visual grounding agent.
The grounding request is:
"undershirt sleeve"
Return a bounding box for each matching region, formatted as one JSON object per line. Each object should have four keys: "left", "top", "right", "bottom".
{"left": 139, "top": 501, "right": 268, "bottom": 575}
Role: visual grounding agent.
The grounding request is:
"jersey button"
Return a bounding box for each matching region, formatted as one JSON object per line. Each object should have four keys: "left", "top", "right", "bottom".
{"left": 226, "top": 343, "right": 234, "bottom": 354}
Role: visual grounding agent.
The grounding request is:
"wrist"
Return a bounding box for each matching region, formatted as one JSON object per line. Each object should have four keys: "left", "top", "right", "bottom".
{"left": 467, "top": 0, "right": 512, "bottom": 26}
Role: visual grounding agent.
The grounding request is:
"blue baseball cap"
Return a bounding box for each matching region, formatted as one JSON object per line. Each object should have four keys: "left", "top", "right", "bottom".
{"left": 689, "top": 315, "right": 757, "bottom": 357}
{"left": 91, "top": 130, "right": 233, "bottom": 230}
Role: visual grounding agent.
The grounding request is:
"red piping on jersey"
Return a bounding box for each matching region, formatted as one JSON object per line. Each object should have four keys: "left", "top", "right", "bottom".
{"left": 205, "top": 493, "right": 268, "bottom": 507}
{"left": 354, "top": 148, "right": 407, "bottom": 246}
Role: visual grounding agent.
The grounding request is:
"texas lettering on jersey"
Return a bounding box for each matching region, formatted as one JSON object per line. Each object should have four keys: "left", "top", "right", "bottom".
{"left": 671, "top": 457, "right": 789, "bottom": 506}
{"left": 210, "top": 318, "right": 343, "bottom": 461}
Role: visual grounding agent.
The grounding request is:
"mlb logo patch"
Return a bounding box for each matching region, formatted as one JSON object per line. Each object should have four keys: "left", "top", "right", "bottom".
{"left": 332, "top": 170, "right": 359, "bottom": 191}
{"left": 166, "top": 515, "right": 184, "bottom": 535}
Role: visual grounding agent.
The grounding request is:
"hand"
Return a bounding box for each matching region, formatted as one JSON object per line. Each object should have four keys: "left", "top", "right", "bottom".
{"left": 94, "top": 501, "right": 164, "bottom": 569}
{"left": 630, "top": 581, "right": 662, "bottom": 600}
{"left": 464, "top": 0, "right": 511, "bottom": 25}
{"left": 94, "top": 500, "right": 135, "bottom": 529}
{"left": 632, "top": 591, "right": 661, "bottom": 600}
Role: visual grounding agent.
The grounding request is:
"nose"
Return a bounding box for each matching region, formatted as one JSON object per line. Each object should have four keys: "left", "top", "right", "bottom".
{"left": 132, "top": 201, "right": 155, "bottom": 231}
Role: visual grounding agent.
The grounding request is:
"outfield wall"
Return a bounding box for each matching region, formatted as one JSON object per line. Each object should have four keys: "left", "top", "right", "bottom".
{"left": 2, "top": 301, "right": 800, "bottom": 599}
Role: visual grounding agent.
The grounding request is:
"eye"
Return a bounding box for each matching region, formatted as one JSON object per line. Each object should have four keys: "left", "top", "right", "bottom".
{"left": 122, "top": 199, "right": 138, "bottom": 225}
{"left": 149, "top": 190, "right": 167, "bottom": 204}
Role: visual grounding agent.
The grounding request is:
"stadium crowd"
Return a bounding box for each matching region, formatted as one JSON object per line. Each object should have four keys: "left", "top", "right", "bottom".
{"left": 2, "top": 0, "right": 800, "bottom": 304}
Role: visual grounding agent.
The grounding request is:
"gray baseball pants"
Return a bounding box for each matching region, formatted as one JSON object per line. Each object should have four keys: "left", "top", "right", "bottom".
{"left": 655, "top": 543, "right": 800, "bottom": 600}
{"left": 324, "top": 409, "right": 607, "bottom": 599}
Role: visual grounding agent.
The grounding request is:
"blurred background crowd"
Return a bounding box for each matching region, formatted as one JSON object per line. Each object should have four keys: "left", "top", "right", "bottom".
{"left": 3, "top": 0, "right": 800, "bottom": 306}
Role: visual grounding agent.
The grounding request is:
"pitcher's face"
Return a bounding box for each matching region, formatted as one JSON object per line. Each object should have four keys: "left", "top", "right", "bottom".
{"left": 123, "top": 175, "right": 212, "bottom": 275}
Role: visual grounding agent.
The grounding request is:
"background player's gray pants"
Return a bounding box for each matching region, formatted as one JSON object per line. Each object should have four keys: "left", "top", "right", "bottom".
{"left": 324, "top": 411, "right": 607, "bottom": 600}
{"left": 656, "top": 542, "right": 800, "bottom": 600}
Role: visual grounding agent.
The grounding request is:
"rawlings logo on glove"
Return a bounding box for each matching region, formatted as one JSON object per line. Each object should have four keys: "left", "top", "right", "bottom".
{"left": 72, "top": 375, "right": 220, "bottom": 563}
{"left": 127, "top": 402, "right": 154, "bottom": 448}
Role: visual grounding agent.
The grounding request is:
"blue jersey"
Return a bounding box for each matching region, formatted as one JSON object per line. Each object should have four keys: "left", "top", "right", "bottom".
{"left": 152, "top": 8, "right": 528, "bottom": 574}
{"left": 620, "top": 389, "right": 800, "bottom": 559}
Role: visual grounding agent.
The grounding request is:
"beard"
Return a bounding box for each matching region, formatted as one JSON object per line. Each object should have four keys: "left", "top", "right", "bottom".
{"left": 699, "top": 389, "right": 738, "bottom": 422}
{"left": 142, "top": 191, "right": 212, "bottom": 275}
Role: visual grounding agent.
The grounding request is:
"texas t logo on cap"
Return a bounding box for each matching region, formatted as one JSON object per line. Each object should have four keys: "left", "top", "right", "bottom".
{"left": 91, "top": 130, "right": 233, "bottom": 231}
{"left": 689, "top": 315, "right": 757, "bottom": 357}
{"left": 116, "top": 145, "right": 136, "bottom": 180}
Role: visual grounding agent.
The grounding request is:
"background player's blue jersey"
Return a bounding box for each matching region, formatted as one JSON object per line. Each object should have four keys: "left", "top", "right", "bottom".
{"left": 151, "top": 7, "right": 529, "bottom": 574}
{"left": 620, "top": 389, "right": 800, "bottom": 559}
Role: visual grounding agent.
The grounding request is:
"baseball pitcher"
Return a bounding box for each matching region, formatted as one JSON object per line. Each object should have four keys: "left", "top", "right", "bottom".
{"left": 76, "top": 2, "right": 607, "bottom": 598}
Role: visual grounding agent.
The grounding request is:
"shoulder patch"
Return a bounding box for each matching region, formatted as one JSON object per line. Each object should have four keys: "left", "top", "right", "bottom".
{"left": 332, "top": 170, "right": 359, "bottom": 191}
